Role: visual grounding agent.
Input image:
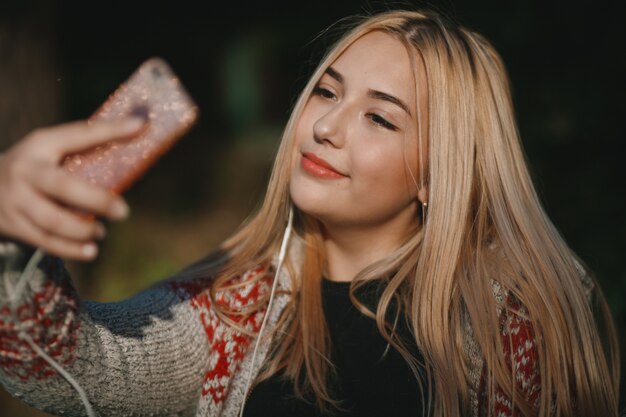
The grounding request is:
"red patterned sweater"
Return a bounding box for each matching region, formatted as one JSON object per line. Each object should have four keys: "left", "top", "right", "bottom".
{"left": 0, "top": 240, "right": 550, "bottom": 416}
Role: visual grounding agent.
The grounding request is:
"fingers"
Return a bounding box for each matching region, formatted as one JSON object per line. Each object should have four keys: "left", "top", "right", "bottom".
{"left": 0, "top": 118, "right": 140, "bottom": 260}
{"left": 12, "top": 213, "right": 99, "bottom": 261}
{"left": 23, "top": 118, "right": 145, "bottom": 162}
{"left": 25, "top": 162, "right": 129, "bottom": 220}
{"left": 18, "top": 186, "right": 107, "bottom": 242}
{"left": 0, "top": 185, "right": 106, "bottom": 261}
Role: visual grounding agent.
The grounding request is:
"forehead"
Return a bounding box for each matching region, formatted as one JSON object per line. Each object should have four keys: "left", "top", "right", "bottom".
{"left": 329, "top": 30, "right": 415, "bottom": 105}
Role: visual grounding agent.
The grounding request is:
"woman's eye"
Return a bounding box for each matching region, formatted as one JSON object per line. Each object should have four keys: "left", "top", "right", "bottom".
{"left": 367, "top": 113, "right": 398, "bottom": 131}
{"left": 312, "top": 86, "right": 336, "bottom": 100}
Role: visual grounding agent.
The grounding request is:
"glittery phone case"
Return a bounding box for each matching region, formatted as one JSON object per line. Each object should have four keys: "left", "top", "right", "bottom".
{"left": 62, "top": 57, "right": 199, "bottom": 196}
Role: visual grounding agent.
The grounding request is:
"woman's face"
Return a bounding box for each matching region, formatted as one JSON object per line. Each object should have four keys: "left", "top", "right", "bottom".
{"left": 290, "top": 31, "right": 427, "bottom": 233}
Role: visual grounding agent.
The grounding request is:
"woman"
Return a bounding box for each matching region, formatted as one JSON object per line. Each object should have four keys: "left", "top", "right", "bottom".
{"left": 0, "top": 8, "right": 620, "bottom": 417}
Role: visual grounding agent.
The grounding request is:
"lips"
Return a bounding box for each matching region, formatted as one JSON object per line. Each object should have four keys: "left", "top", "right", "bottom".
{"left": 301, "top": 152, "right": 347, "bottom": 179}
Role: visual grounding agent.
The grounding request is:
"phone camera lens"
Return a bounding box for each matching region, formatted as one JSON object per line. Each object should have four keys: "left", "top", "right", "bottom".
{"left": 131, "top": 104, "right": 150, "bottom": 120}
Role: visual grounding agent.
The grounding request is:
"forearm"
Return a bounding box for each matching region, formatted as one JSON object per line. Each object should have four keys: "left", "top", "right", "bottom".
{"left": 0, "top": 240, "right": 210, "bottom": 416}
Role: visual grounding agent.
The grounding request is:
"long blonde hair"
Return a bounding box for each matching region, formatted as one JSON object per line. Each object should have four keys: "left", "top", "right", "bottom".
{"left": 181, "top": 9, "right": 620, "bottom": 417}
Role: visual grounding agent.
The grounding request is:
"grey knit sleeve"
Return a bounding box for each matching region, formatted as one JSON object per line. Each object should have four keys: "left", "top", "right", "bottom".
{"left": 0, "top": 240, "right": 212, "bottom": 417}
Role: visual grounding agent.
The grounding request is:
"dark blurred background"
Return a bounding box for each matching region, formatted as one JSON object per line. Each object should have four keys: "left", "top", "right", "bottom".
{"left": 1, "top": 0, "right": 624, "bottom": 415}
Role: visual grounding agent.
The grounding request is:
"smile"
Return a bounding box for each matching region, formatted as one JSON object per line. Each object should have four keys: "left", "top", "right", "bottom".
{"left": 301, "top": 152, "right": 347, "bottom": 179}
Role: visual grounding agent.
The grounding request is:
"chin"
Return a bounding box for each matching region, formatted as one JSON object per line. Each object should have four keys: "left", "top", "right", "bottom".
{"left": 290, "top": 186, "right": 337, "bottom": 226}
{"left": 290, "top": 186, "right": 326, "bottom": 219}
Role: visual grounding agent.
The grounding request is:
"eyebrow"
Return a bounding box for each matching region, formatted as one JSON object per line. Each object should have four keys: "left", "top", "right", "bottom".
{"left": 325, "top": 67, "right": 343, "bottom": 83}
{"left": 323, "top": 67, "right": 411, "bottom": 116}
{"left": 367, "top": 90, "right": 411, "bottom": 116}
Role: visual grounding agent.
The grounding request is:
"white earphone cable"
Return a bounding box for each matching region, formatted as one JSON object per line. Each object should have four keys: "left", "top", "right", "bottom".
{"left": 3, "top": 207, "right": 296, "bottom": 417}
{"left": 4, "top": 247, "right": 97, "bottom": 417}
{"left": 238, "top": 206, "right": 294, "bottom": 417}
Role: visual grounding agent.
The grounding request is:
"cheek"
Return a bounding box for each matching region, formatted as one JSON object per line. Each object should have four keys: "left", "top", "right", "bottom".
{"left": 351, "top": 142, "right": 415, "bottom": 200}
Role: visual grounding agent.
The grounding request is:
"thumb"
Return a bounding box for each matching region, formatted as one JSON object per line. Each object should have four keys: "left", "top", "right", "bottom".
{"left": 41, "top": 118, "right": 146, "bottom": 161}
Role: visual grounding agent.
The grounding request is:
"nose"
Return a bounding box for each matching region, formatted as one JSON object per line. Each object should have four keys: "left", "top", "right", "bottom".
{"left": 312, "top": 105, "right": 346, "bottom": 148}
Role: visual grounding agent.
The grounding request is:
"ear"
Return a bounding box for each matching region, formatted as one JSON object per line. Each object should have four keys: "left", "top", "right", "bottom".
{"left": 417, "top": 187, "right": 428, "bottom": 205}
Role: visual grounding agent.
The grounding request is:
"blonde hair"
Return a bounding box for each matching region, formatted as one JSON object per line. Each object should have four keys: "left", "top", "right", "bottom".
{"left": 181, "top": 9, "right": 620, "bottom": 417}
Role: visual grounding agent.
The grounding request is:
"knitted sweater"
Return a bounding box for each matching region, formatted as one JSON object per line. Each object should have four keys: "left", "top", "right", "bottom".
{"left": 0, "top": 239, "right": 579, "bottom": 417}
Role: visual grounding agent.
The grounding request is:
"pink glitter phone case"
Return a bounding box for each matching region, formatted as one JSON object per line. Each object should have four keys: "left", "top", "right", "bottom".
{"left": 62, "top": 57, "right": 199, "bottom": 197}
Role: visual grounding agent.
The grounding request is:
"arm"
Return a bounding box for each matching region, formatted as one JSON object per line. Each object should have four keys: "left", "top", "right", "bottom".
{"left": 1, "top": 240, "right": 211, "bottom": 416}
{"left": 0, "top": 120, "right": 267, "bottom": 415}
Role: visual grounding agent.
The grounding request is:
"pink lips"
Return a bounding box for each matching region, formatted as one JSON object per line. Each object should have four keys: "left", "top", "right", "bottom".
{"left": 301, "top": 152, "right": 346, "bottom": 179}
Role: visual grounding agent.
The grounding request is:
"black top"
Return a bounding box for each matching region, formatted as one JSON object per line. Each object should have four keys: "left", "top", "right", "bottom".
{"left": 243, "top": 277, "right": 427, "bottom": 417}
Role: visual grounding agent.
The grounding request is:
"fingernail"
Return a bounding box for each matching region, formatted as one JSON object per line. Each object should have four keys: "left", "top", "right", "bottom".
{"left": 110, "top": 200, "right": 129, "bottom": 219}
{"left": 83, "top": 243, "right": 98, "bottom": 258}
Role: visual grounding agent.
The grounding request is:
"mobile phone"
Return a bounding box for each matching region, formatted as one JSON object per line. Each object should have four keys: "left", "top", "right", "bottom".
{"left": 62, "top": 57, "right": 199, "bottom": 197}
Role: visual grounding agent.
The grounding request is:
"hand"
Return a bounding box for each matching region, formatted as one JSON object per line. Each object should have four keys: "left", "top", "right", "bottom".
{"left": 0, "top": 118, "right": 144, "bottom": 261}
